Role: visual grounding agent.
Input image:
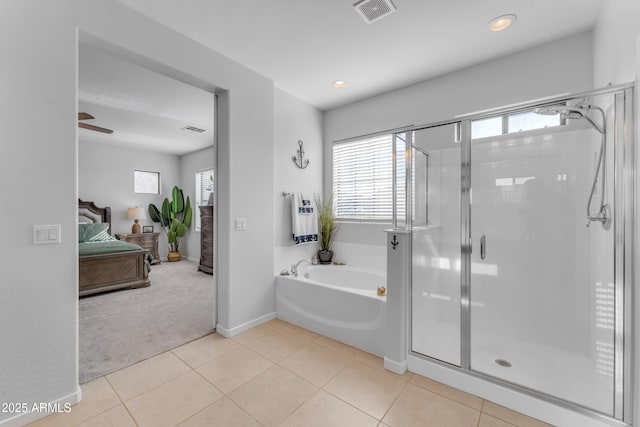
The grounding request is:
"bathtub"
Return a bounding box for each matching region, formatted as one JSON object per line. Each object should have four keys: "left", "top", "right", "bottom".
{"left": 275, "top": 264, "right": 387, "bottom": 356}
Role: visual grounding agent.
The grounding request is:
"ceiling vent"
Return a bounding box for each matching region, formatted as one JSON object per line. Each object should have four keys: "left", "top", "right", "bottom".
{"left": 353, "top": 0, "right": 396, "bottom": 24}
{"left": 181, "top": 126, "right": 207, "bottom": 134}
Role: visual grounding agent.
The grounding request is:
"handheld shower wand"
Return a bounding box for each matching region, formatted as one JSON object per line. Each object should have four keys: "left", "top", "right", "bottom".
{"left": 534, "top": 104, "right": 610, "bottom": 229}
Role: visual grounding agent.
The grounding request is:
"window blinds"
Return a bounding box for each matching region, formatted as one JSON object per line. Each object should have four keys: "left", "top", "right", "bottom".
{"left": 333, "top": 134, "right": 405, "bottom": 222}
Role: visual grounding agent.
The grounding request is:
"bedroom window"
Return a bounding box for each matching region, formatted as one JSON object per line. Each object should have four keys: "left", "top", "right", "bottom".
{"left": 134, "top": 170, "right": 160, "bottom": 194}
{"left": 333, "top": 134, "right": 403, "bottom": 222}
{"left": 195, "top": 169, "right": 214, "bottom": 231}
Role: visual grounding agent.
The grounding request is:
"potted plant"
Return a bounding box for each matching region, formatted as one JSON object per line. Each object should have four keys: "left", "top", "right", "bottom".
{"left": 315, "top": 195, "right": 339, "bottom": 264}
{"left": 148, "top": 186, "right": 193, "bottom": 262}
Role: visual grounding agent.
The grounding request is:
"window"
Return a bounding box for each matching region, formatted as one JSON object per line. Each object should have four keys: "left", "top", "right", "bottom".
{"left": 134, "top": 170, "right": 160, "bottom": 194}
{"left": 195, "top": 169, "right": 214, "bottom": 231}
{"left": 471, "top": 111, "right": 561, "bottom": 139}
{"left": 333, "top": 134, "right": 399, "bottom": 222}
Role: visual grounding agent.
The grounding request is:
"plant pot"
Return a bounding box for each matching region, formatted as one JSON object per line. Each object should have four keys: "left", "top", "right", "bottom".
{"left": 317, "top": 249, "right": 333, "bottom": 265}
{"left": 167, "top": 251, "right": 182, "bottom": 262}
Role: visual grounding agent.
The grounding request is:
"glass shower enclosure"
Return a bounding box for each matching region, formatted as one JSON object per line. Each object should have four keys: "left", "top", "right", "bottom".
{"left": 403, "top": 85, "right": 634, "bottom": 423}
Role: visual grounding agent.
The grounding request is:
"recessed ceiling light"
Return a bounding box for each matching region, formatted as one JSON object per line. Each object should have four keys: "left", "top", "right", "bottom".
{"left": 488, "top": 14, "right": 517, "bottom": 32}
{"left": 333, "top": 80, "right": 347, "bottom": 88}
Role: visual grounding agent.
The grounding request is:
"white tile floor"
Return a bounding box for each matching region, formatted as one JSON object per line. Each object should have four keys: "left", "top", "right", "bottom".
{"left": 28, "top": 319, "right": 553, "bottom": 427}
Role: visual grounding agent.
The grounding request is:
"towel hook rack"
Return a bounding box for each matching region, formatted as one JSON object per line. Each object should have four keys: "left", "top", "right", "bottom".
{"left": 292, "top": 140, "right": 310, "bottom": 169}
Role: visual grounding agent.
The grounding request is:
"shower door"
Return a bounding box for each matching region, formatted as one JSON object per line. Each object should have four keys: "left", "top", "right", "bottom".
{"left": 468, "top": 102, "right": 616, "bottom": 415}
{"left": 411, "top": 123, "right": 461, "bottom": 366}
{"left": 409, "top": 87, "right": 633, "bottom": 422}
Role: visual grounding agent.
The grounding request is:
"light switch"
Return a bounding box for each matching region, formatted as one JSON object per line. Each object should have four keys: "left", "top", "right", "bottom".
{"left": 235, "top": 218, "right": 247, "bottom": 231}
{"left": 33, "top": 225, "right": 61, "bottom": 245}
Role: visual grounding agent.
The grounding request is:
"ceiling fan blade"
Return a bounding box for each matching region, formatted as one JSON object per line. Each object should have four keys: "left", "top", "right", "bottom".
{"left": 79, "top": 122, "right": 113, "bottom": 134}
{"left": 78, "top": 112, "right": 94, "bottom": 121}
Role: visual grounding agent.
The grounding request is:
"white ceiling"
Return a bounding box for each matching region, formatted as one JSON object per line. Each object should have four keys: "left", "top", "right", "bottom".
{"left": 80, "top": 0, "right": 601, "bottom": 154}
{"left": 78, "top": 45, "right": 215, "bottom": 155}
{"left": 118, "top": 0, "right": 602, "bottom": 111}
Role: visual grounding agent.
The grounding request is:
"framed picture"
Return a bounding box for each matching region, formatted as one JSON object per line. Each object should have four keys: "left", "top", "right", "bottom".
{"left": 142, "top": 226, "right": 154, "bottom": 233}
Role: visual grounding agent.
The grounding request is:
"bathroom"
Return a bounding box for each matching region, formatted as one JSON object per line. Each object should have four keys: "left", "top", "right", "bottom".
{"left": 3, "top": 2, "right": 640, "bottom": 427}
{"left": 273, "top": 31, "right": 637, "bottom": 427}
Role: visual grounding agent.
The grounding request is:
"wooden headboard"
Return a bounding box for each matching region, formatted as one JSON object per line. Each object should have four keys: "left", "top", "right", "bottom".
{"left": 78, "top": 199, "right": 112, "bottom": 235}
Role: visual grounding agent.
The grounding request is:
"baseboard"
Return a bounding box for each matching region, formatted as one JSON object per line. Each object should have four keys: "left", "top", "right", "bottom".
{"left": 384, "top": 357, "right": 407, "bottom": 374}
{"left": 216, "top": 312, "right": 276, "bottom": 337}
{"left": 0, "top": 386, "right": 81, "bottom": 427}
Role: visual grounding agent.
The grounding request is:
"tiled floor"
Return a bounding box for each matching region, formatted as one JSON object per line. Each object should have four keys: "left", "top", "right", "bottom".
{"left": 28, "top": 319, "right": 553, "bottom": 427}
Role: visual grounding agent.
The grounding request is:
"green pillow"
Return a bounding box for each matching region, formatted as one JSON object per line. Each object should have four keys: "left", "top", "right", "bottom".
{"left": 78, "top": 223, "right": 111, "bottom": 242}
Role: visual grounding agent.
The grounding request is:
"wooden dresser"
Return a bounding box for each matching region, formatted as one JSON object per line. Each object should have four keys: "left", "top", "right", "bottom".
{"left": 115, "top": 232, "right": 161, "bottom": 264}
{"left": 199, "top": 205, "right": 214, "bottom": 274}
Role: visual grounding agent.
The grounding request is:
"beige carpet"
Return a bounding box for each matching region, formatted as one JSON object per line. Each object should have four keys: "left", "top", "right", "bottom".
{"left": 79, "top": 260, "right": 215, "bottom": 383}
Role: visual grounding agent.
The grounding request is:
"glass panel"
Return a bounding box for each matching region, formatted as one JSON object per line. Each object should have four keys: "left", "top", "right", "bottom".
{"left": 507, "top": 111, "right": 561, "bottom": 133}
{"left": 412, "top": 147, "right": 428, "bottom": 226}
{"left": 469, "top": 96, "right": 615, "bottom": 414}
{"left": 471, "top": 116, "right": 502, "bottom": 139}
{"left": 411, "top": 124, "right": 461, "bottom": 366}
{"left": 394, "top": 133, "right": 407, "bottom": 228}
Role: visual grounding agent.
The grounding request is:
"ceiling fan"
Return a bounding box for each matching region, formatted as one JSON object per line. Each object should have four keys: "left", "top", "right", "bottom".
{"left": 78, "top": 112, "right": 113, "bottom": 134}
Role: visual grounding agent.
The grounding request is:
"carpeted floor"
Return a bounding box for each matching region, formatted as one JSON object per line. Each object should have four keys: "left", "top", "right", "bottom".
{"left": 79, "top": 260, "right": 215, "bottom": 383}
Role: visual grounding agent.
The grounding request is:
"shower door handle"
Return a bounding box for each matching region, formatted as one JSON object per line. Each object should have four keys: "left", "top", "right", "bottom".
{"left": 480, "top": 234, "right": 486, "bottom": 260}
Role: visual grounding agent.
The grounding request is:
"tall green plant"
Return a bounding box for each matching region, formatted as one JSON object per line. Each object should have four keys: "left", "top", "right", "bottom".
{"left": 148, "top": 186, "right": 193, "bottom": 252}
{"left": 315, "top": 196, "right": 339, "bottom": 251}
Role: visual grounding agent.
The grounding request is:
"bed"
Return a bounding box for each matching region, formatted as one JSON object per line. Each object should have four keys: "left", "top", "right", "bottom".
{"left": 78, "top": 199, "right": 151, "bottom": 297}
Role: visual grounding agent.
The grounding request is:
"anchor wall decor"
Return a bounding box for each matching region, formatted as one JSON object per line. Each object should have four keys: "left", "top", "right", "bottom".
{"left": 292, "top": 140, "right": 310, "bottom": 169}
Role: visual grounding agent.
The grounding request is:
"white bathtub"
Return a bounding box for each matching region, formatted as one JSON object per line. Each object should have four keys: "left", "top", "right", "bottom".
{"left": 275, "top": 265, "right": 387, "bottom": 356}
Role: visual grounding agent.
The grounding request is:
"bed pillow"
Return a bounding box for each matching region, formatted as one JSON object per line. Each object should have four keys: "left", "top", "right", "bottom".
{"left": 78, "top": 223, "right": 111, "bottom": 242}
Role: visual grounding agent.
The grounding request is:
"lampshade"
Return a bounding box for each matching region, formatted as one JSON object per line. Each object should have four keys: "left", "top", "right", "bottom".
{"left": 127, "top": 207, "right": 147, "bottom": 220}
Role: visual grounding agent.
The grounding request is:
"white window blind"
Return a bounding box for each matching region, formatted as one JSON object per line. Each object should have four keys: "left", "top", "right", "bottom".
{"left": 333, "top": 134, "right": 404, "bottom": 222}
{"left": 195, "top": 169, "right": 214, "bottom": 231}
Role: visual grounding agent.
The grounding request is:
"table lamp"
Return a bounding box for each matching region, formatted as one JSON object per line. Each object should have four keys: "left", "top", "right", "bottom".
{"left": 128, "top": 207, "right": 147, "bottom": 234}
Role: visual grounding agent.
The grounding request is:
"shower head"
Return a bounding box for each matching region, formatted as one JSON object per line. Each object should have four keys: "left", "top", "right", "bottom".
{"left": 534, "top": 105, "right": 586, "bottom": 120}
{"left": 534, "top": 104, "right": 605, "bottom": 134}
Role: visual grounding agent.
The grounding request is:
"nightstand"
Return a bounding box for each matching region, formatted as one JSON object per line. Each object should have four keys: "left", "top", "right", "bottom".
{"left": 115, "top": 232, "right": 161, "bottom": 264}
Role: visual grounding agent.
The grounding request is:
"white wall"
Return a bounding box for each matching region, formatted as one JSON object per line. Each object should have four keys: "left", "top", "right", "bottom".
{"left": 180, "top": 146, "right": 215, "bottom": 262}
{"left": 78, "top": 141, "right": 181, "bottom": 260}
{"left": 1, "top": 5, "right": 78, "bottom": 424}
{"left": 1, "top": 1, "right": 275, "bottom": 424}
{"left": 323, "top": 32, "right": 594, "bottom": 272}
{"left": 273, "top": 89, "right": 323, "bottom": 273}
{"left": 593, "top": 1, "right": 640, "bottom": 423}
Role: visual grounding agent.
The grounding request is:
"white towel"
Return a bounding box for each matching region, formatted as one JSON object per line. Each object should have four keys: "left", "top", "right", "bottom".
{"left": 291, "top": 193, "right": 318, "bottom": 245}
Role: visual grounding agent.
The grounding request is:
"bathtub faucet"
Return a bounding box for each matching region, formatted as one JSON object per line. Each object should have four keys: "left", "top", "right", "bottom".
{"left": 291, "top": 259, "right": 312, "bottom": 277}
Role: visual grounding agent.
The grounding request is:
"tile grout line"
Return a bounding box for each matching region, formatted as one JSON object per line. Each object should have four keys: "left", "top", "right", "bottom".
{"left": 377, "top": 371, "right": 412, "bottom": 424}
{"left": 318, "top": 361, "right": 385, "bottom": 422}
